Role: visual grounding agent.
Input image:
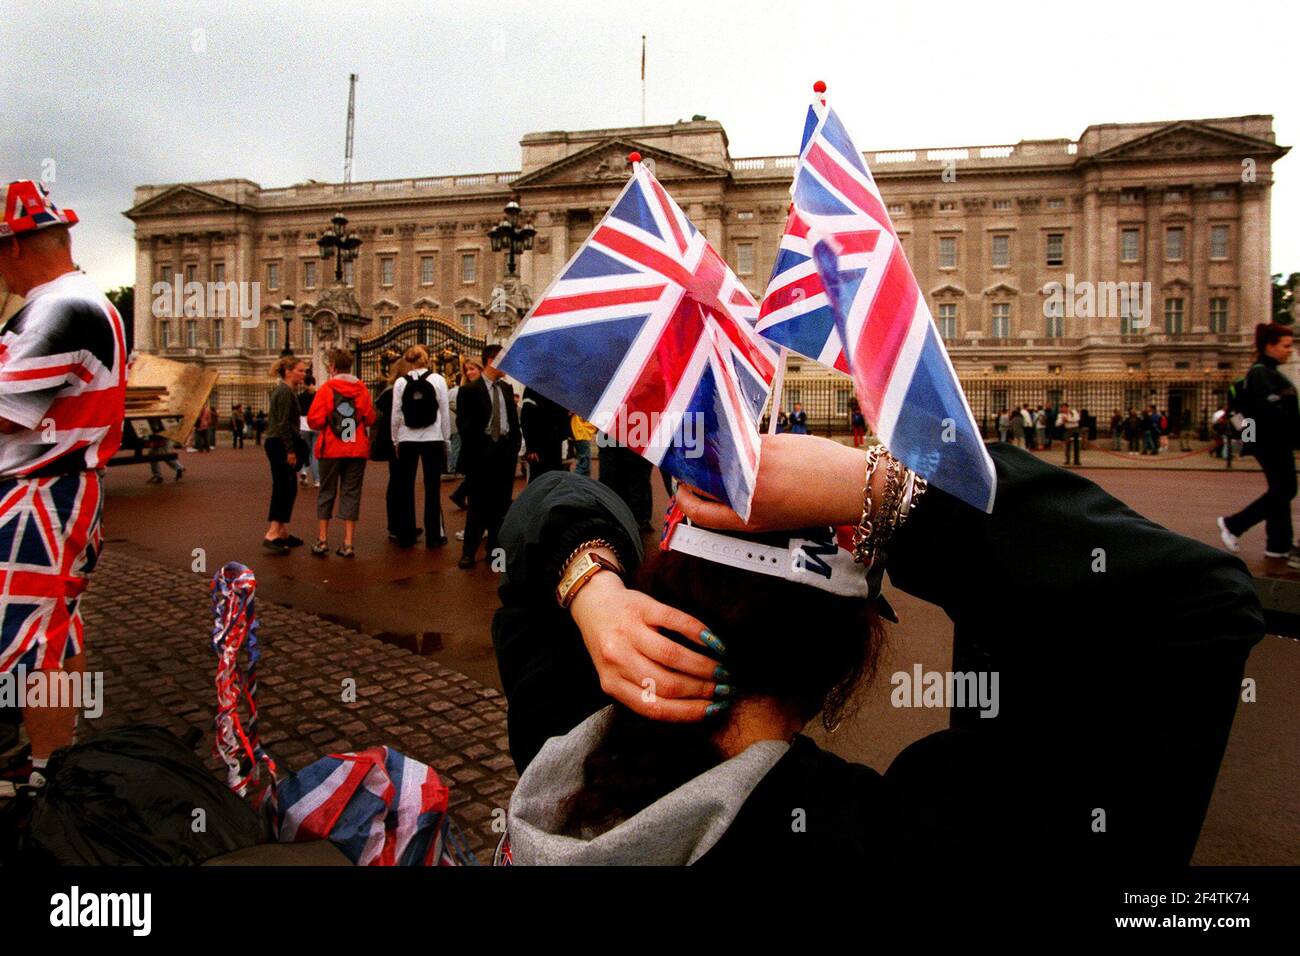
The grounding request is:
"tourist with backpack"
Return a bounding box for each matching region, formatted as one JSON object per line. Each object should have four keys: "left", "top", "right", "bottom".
{"left": 1218, "top": 322, "right": 1300, "bottom": 567}
{"left": 307, "top": 349, "right": 376, "bottom": 558}
{"left": 389, "top": 344, "right": 450, "bottom": 548}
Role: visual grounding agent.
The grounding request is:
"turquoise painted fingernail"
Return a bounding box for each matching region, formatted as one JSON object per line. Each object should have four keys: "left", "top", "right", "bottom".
{"left": 701, "top": 629, "right": 726, "bottom": 655}
{"left": 705, "top": 700, "right": 732, "bottom": 717}
{"left": 713, "top": 664, "right": 731, "bottom": 682}
{"left": 713, "top": 684, "right": 734, "bottom": 700}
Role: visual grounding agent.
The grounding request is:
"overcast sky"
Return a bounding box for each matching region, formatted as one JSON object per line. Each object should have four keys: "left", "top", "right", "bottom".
{"left": 4, "top": 0, "right": 1296, "bottom": 289}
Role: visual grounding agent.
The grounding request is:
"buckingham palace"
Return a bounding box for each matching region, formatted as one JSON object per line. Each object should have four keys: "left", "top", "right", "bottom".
{"left": 124, "top": 113, "right": 1287, "bottom": 430}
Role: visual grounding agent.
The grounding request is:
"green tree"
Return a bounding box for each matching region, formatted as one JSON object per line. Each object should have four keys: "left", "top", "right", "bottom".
{"left": 1273, "top": 272, "right": 1299, "bottom": 325}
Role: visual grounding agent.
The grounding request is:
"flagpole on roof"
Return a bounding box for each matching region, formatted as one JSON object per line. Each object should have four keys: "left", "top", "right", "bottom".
{"left": 641, "top": 35, "right": 647, "bottom": 126}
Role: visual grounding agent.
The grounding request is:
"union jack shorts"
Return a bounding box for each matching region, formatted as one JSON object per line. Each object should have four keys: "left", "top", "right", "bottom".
{"left": 0, "top": 470, "right": 104, "bottom": 673}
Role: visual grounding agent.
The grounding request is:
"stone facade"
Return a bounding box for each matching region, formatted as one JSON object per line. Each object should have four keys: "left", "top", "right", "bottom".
{"left": 125, "top": 115, "right": 1287, "bottom": 386}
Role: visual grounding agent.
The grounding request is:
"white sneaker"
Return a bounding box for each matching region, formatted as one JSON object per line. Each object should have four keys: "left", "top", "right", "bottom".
{"left": 454, "top": 530, "right": 465, "bottom": 541}
{"left": 1217, "top": 517, "right": 1240, "bottom": 553}
{"left": 1264, "top": 549, "right": 1287, "bottom": 558}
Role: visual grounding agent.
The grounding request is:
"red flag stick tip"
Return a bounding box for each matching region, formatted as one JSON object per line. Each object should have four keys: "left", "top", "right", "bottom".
{"left": 812, "top": 80, "right": 827, "bottom": 93}
{"left": 628, "top": 151, "right": 642, "bottom": 163}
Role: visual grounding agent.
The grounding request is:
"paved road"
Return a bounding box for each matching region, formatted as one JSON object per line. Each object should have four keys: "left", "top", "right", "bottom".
{"left": 96, "top": 444, "right": 1298, "bottom": 864}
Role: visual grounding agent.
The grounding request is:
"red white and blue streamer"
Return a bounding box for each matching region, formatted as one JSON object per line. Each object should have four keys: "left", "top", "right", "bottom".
{"left": 210, "top": 561, "right": 277, "bottom": 802}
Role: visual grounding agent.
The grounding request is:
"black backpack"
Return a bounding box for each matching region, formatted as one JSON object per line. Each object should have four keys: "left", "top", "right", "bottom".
{"left": 401, "top": 370, "right": 439, "bottom": 429}
{"left": 329, "top": 388, "right": 358, "bottom": 439}
{"left": 1226, "top": 363, "right": 1263, "bottom": 436}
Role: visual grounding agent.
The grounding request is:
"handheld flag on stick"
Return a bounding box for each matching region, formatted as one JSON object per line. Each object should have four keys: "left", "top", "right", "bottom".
{"left": 497, "top": 153, "right": 778, "bottom": 520}
{"left": 757, "top": 83, "right": 997, "bottom": 513}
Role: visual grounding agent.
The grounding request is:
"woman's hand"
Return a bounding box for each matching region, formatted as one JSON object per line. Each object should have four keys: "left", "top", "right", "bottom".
{"left": 569, "top": 569, "right": 726, "bottom": 722}
{"left": 286, "top": 450, "right": 298, "bottom": 468}
{"left": 676, "top": 433, "right": 868, "bottom": 532}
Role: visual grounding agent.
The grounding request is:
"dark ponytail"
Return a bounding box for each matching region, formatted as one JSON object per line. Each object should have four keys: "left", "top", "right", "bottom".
{"left": 1256, "top": 322, "right": 1293, "bottom": 355}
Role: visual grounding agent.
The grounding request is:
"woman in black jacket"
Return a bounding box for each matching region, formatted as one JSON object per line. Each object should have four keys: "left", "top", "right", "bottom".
{"left": 1219, "top": 322, "right": 1300, "bottom": 561}
{"left": 491, "top": 434, "right": 1263, "bottom": 866}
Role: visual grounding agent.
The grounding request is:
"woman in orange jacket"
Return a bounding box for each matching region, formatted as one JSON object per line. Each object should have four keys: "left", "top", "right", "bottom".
{"left": 307, "top": 349, "right": 377, "bottom": 557}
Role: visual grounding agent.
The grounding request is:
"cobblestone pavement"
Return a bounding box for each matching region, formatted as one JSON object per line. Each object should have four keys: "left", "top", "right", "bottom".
{"left": 79, "top": 549, "right": 516, "bottom": 861}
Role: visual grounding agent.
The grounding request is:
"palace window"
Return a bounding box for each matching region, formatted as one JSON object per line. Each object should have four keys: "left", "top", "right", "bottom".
{"left": 1048, "top": 364, "right": 1063, "bottom": 374}
{"left": 1210, "top": 297, "right": 1229, "bottom": 333}
{"left": 460, "top": 313, "right": 476, "bottom": 334}
{"left": 736, "top": 242, "right": 755, "bottom": 276}
{"left": 159, "top": 320, "right": 171, "bottom": 348}
{"left": 1165, "top": 227, "right": 1185, "bottom": 261}
{"left": 1045, "top": 312, "right": 1064, "bottom": 338}
{"left": 380, "top": 315, "right": 392, "bottom": 332}
{"left": 1210, "top": 187, "right": 1232, "bottom": 200}
{"left": 266, "top": 262, "right": 280, "bottom": 291}
{"left": 211, "top": 319, "right": 224, "bottom": 349}
{"left": 265, "top": 321, "right": 278, "bottom": 351}
{"left": 461, "top": 252, "right": 477, "bottom": 284}
{"left": 1120, "top": 189, "right": 1143, "bottom": 204}
{"left": 212, "top": 261, "right": 225, "bottom": 282}
{"left": 1164, "top": 297, "right": 1185, "bottom": 334}
{"left": 888, "top": 203, "right": 905, "bottom": 216}
{"left": 343, "top": 259, "right": 354, "bottom": 287}
{"left": 1047, "top": 197, "right": 1065, "bottom": 209}
{"left": 303, "top": 320, "right": 313, "bottom": 350}
{"left": 380, "top": 257, "right": 395, "bottom": 287}
{"left": 938, "top": 236, "right": 957, "bottom": 269}
{"left": 1210, "top": 225, "right": 1230, "bottom": 260}
{"left": 939, "top": 201, "right": 955, "bottom": 212}
{"left": 185, "top": 263, "right": 197, "bottom": 284}
{"left": 991, "top": 302, "right": 1011, "bottom": 338}
{"left": 993, "top": 364, "right": 1009, "bottom": 374}
{"left": 421, "top": 255, "right": 436, "bottom": 285}
{"left": 992, "top": 199, "right": 1012, "bottom": 210}
{"left": 303, "top": 260, "right": 317, "bottom": 289}
{"left": 185, "top": 319, "right": 198, "bottom": 348}
{"left": 1164, "top": 189, "right": 1185, "bottom": 202}
{"left": 1045, "top": 233, "right": 1065, "bottom": 267}
{"left": 736, "top": 210, "right": 754, "bottom": 220}
{"left": 381, "top": 227, "right": 394, "bottom": 236}
{"left": 159, "top": 264, "right": 173, "bottom": 284}
{"left": 991, "top": 234, "right": 1010, "bottom": 268}
{"left": 937, "top": 303, "right": 957, "bottom": 340}
{"left": 1120, "top": 228, "right": 1140, "bottom": 263}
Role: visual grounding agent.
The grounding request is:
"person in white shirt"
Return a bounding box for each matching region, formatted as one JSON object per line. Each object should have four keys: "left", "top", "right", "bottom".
{"left": 389, "top": 345, "right": 451, "bottom": 547}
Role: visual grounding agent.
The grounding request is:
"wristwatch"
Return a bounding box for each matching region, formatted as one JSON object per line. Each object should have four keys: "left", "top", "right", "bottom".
{"left": 556, "top": 549, "right": 623, "bottom": 609}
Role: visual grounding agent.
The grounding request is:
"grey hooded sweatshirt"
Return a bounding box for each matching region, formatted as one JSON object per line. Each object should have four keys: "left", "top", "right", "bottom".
{"left": 505, "top": 706, "right": 789, "bottom": 866}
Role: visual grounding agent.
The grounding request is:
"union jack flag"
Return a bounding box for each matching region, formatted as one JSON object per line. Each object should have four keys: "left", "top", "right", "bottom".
{"left": 757, "top": 96, "right": 996, "bottom": 513}
{"left": 275, "top": 746, "right": 476, "bottom": 866}
{"left": 0, "top": 471, "right": 103, "bottom": 673}
{"left": 497, "top": 157, "right": 777, "bottom": 520}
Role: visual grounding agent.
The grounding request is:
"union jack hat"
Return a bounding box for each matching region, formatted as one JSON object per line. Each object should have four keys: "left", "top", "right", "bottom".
{"left": 1, "top": 180, "right": 79, "bottom": 239}
{"left": 660, "top": 500, "right": 897, "bottom": 621}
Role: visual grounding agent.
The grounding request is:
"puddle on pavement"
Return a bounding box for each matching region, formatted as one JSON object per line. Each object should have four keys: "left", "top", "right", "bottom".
{"left": 310, "top": 610, "right": 444, "bottom": 656}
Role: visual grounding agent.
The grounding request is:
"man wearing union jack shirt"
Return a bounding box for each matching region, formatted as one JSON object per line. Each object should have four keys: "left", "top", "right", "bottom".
{"left": 0, "top": 180, "right": 126, "bottom": 784}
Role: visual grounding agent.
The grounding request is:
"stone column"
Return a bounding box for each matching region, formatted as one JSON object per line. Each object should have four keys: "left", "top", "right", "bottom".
{"left": 134, "top": 236, "right": 155, "bottom": 352}
{"left": 1239, "top": 182, "right": 1268, "bottom": 331}
{"left": 234, "top": 225, "right": 255, "bottom": 349}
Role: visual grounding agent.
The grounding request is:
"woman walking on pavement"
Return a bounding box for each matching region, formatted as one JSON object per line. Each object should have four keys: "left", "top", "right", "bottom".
{"left": 1219, "top": 322, "right": 1300, "bottom": 568}
{"left": 262, "top": 356, "right": 308, "bottom": 554}
{"left": 308, "top": 349, "right": 376, "bottom": 558}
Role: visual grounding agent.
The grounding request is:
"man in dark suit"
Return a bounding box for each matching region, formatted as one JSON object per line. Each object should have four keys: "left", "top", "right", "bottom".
{"left": 520, "top": 386, "right": 569, "bottom": 483}
{"left": 456, "top": 344, "right": 520, "bottom": 569}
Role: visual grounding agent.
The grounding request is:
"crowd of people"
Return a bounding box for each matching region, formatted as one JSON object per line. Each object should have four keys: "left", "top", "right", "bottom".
{"left": 242, "top": 343, "right": 623, "bottom": 567}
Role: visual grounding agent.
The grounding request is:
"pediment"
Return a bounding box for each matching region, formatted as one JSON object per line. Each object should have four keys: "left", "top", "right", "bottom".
{"left": 372, "top": 298, "right": 401, "bottom": 311}
{"left": 984, "top": 282, "right": 1020, "bottom": 297}
{"left": 511, "top": 139, "right": 730, "bottom": 189}
{"left": 930, "top": 283, "right": 966, "bottom": 298}
{"left": 1091, "top": 122, "right": 1285, "bottom": 164}
{"left": 126, "top": 184, "right": 240, "bottom": 218}
{"left": 411, "top": 296, "right": 440, "bottom": 310}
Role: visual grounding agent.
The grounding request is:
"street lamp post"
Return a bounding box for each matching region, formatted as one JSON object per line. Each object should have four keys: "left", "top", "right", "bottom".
{"left": 279, "top": 298, "right": 295, "bottom": 356}
{"left": 316, "top": 210, "right": 362, "bottom": 284}
{"left": 488, "top": 200, "right": 536, "bottom": 277}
